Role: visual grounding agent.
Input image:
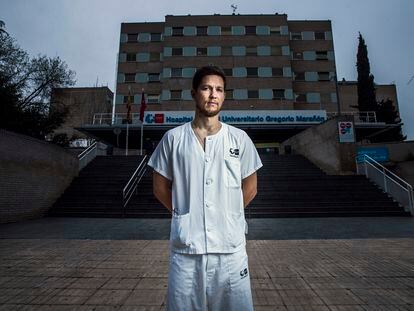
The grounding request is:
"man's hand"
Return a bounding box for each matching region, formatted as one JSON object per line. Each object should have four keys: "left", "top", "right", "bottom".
{"left": 242, "top": 172, "right": 258, "bottom": 208}
{"left": 153, "top": 171, "right": 173, "bottom": 213}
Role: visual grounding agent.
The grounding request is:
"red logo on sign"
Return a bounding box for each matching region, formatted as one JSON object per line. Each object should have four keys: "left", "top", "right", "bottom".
{"left": 155, "top": 114, "right": 164, "bottom": 123}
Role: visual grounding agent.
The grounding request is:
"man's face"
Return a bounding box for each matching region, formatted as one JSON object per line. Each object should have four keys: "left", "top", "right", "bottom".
{"left": 192, "top": 75, "right": 225, "bottom": 118}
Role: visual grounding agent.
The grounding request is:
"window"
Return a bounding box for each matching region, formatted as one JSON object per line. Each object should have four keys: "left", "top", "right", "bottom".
{"left": 172, "top": 27, "right": 183, "bottom": 36}
{"left": 127, "top": 33, "right": 138, "bottom": 42}
{"left": 151, "top": 33, "right": 162, "bottom": 42}
{"left": 245, "top": 26, "right": 256, "bottom": 35}
{"left": 246, "top": 67, "right": 258, "bottom": 77}
{"left": 271, "top": 46, "right": 282, "bottom": 56}
{"left": 172, "top": 48, "right": 182, "bottom": 56}
{"left": 246, "top": 46, "right": 256, "bottom": 56}
{"left": 316, "top": 51, "right": 328, "bottom": 60}
{"left": 171, "top": 68, "right": 182, "bottom": 77}
{"left": 221, "top": 47, "right": 232, "bottom": 56}
{"left": 148, "top": 73, "right": 160, "bottom": 82}
{"left": 126, "top": 53, "right": 136, "bottom": 62}
{"left": 272, "top": 68, "right": 283, "bottom": 77}
{"left": 295, "top": 94, "right": 306, "bottom": 102}
{"left": 315, "top": 32, "right": 325, "bottom": 40}
{"left": 291, "top": 32, "right": 302, "bottom": 40}
{"left": 270, "top": 26, "right": 281, "bottom": 35}
{"left": 225, "top": 89, "right": 233, "bottom": 99}
{"left": 150, "top": 52, "right": 160, "bottom": 62}
{"left": 318, "top": 72, "right": 330, "bottom": 81}
{"left": 170, "top": 90, "right": 181, "bottom": 100}
{"left": 147, "top": 94, "right": 160, "bottom": 104}
{"left": 124, "top": 73, "right": 135, "bottom": 82}
{"left": 248, "top": 90, "right": 259, "bottom": 99}
{"left": 197, "top": 48, "right": 207, "bottom": 56}
{"left": 273, "top": 89, "right": 285, "bottom": 99}
{"left": 123, "top": 95, "right": 133, "bottom": 103}
{"left": 223, "top": 68, "right": 232, "bottom": 76}
{"left": 294, "top": 72, "right": 305, "bottom": 81}
{"left": 221, "top": 26, "right": 231, "bottom": 35}
{"left": 197, "top": 26, "right": 208, "bottom": 36}
{"left": 292, "top": 51, "right": 303, "bottom": 60}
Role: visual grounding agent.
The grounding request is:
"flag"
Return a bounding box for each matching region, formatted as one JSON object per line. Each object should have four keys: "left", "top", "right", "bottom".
{"left": 126, "top": 86, "right": 132, "bottom": 124}
{"left": 139, "top": 90, "right": 147, "bottom": 122}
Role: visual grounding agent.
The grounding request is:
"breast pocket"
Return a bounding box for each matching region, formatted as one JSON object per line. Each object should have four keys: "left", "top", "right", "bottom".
{"left": 225, "top": 159, "right": 241, "bottom": 188}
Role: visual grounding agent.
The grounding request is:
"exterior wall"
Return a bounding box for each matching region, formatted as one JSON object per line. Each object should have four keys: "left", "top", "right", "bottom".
{"left": 358, "top": 140, "right": 414, "bottom": 187}
{"left": 338, "top": 81, "right": 399, "bottom": 114}
{"left": 0, "top": 130, "right": 78, "bottom": 223}
{"left": 116, "top": 14, "right": 338, "bottom": 115}
{"left": 51, "top": 87, "right": 113, "bottom": 139}
{"left": 280, "top": 116, "right": 356, "bottom": 174}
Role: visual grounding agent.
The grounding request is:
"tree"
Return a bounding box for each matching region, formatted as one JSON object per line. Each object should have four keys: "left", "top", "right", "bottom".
{"left": 355, "top": 33, "right": 377, "bottom": 112}
{"left": 373, "top": 98, "right": 406, "bottom": 142}
{"left": 0, "top": 21, "right": 75, "bottom": 140}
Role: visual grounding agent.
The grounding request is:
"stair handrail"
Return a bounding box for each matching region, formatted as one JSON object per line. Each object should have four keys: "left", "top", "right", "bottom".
{"left": 356, "top": 154, "right": 414, "bottom": 215}
{"left": 122, "top": 155, "right": 149, "bottom": 215}
{"left": 78, "top": 141, "right": 98, "bottom": 171}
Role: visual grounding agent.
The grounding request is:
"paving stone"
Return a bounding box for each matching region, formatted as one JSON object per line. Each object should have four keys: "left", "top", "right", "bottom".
{"left": 66, "top": 277, "right": 110, "bottom": 289}
{"left": 102, "top": 278, "right": 140, "bottom": 290}
{"left": 252, "top": 289, "right": 284, "bottom": 306}
{"left": 85, "top": 289, "right": 132, "bottom": 305}
{"left": 314, "top": 289, "right": 364, "bottom": 305}
{"left": 278, "top": 289, "right": 325, "bottom": 306}
{"left": 0, "top": 235, "right": 414, "bottom": 309}
{"left": 123, "top": 289, "right": 166, "bottom": 306}
{"left": 44, "top": 294, "right": 90, "bottom": 305}
{"left": 271, "top": 277, "right": 310, "bottom": 290}
{"left": 135, "top": 278, "right": 168, "bottom": 290}
{"left": 351, "top": 288, "right": 406, "bottom": 305}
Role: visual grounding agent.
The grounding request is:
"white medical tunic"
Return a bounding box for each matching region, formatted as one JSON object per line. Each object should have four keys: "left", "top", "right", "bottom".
{"left": 148, "top": 121, "right": 262, "bottom": 254}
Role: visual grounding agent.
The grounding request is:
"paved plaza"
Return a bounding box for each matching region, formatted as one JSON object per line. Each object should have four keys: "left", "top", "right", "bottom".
{"left": 0, "top": 217, "right": 413, "bottom": 310}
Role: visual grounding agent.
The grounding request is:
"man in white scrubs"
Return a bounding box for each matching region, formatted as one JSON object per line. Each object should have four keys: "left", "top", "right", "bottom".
{"left": 148, "top": 66, "right": 262, "bottom": 310}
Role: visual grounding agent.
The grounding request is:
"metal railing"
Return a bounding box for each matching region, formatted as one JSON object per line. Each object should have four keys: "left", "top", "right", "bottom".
{"left": 356, "top": 154, "right": 414, "bottom": 215}
{"left": 122, "top": 155, "right": 148, "bottom": 215}
{"left": 327, "top": 111, "right": 378, "bottom": 123}
{"left": 78, "top": 141, "right": 98, "bottom": 171}
{"left": 93, "top": 113, "right": 142, "bottom": 125}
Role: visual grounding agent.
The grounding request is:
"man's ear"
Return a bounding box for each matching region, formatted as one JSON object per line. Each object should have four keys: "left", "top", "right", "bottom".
{"left": 191, "top": 89, "right": 195, "bottom": 98}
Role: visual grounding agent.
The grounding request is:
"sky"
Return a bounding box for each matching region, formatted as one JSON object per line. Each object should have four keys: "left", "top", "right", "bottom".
{"left": 1, "top": 0, "right": 413, "bottom": 139}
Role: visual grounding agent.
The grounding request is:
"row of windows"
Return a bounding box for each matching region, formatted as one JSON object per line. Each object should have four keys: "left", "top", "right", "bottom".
{"left": 119, "top": 48, "right": 334, "bottom": 62}
{"left": 166, "top": 25, "right": 289, "bottom": 36}
{"left": 121, "top": 27, "right": 333, "bottom": 42}
{"left": 118, "top": 69, "right": 338, "bottom": 83}
{"left": 117, "top": 91, "right": 337, "bottom": 104}
{"left": 163, "top": 45, "right": 291, "bottom": 57}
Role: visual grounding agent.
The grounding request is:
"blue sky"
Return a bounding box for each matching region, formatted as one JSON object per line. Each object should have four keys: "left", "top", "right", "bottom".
{"left": 1, "top": 0, "right": 413, "bottom": 139}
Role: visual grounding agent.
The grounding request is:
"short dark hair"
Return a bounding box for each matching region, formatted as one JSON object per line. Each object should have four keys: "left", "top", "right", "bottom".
{"left": 192, "top": 66, "right": 226, "bottom": 91}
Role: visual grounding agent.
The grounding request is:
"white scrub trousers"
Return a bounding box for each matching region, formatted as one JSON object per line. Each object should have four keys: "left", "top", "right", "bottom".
{"left": 167, "top": 247, "right": 254, "bottom": 311}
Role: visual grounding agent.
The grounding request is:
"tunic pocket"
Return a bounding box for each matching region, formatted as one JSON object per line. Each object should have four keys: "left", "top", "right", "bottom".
{"left": 170, "top": 213, "right": 191, "bottom": 248}
{"left": 225, "top": 159, "right": 241, "bottom": 188}
{"left": 228, "top": 212, "right": 245, "bottom": 247}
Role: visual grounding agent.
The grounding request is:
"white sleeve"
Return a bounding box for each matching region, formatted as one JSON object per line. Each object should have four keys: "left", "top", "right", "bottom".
{"left": 147, "top": 132, "right": 173, "bottom": 181}
{"left": 239, "top": 132, "right": 263, "bottom": 179}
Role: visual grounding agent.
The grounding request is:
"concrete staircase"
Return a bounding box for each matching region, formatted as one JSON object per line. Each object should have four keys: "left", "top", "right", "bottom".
{"left": 49, "top": 153, "right": 410, "bottom": 218}
{"left": 49, "top": 156, "right": 144, "bottom": 217}
{"left": 250, "top": 154, "right": 409, "bottom": 217}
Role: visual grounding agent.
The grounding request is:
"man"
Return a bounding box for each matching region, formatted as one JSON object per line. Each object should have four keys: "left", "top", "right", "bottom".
{"left": 148, "top": 66, "right": 262, "bottom": 310}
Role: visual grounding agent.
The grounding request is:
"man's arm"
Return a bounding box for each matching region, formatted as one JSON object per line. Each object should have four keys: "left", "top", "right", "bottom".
{"left": 153, "top": 171, "right": 172, "bottom": 213}
{"left": 242, "top": 172, "right": 258, "bottom": 208}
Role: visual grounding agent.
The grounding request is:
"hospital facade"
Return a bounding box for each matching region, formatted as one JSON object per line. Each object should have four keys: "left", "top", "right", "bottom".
{"left": 81, "top": 14, "right": 399, "bottom": 147}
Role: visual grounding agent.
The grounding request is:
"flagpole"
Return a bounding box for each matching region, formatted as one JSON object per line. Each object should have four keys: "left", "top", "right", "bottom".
{"left": 126, "top": 122, "right": 129, "bottom": 156}
{"left": 140, "top": 121, "right": 143, "bottom": 155}
{"left": 139, "top": 89, "right": 146, "bottom": 156}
